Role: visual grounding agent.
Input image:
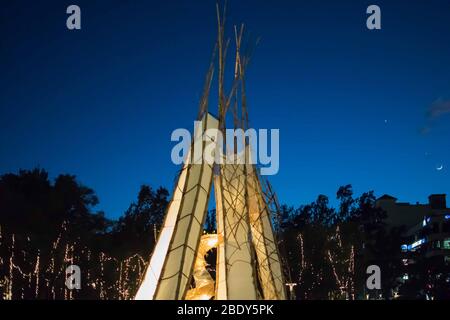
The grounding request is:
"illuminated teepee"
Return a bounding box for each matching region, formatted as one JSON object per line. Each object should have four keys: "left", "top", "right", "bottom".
{"left": 135, "top": 6, "right": 286, "bottom": 300}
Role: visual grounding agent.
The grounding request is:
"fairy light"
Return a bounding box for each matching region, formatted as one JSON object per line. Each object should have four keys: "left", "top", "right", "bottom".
{"left": 63, "top": 243, "right": 69, "bottom": 300}
{"left": 7, "top": 234, "right": 15, "bottom": 300}
{"left": 296, "top": 233, "right": 306, "bottom": 297}
{"left": 35, "top": 251, "right": 40, "bottom": 298}
{"left": 327, "top": 250, "right": 343, "bottom": 290}
{"left": 293, "top": 224, "right": 357, "bottom": 300}
{"left": 0, "top": 223, "right": 148, "bottom": 300}
{"left": 4, "top": 215, "right": 367, "bottom": 301}
{"left": 349, "top": 246, "right": 355, "bottom": 300}
{"left": 325, "top": 226, "right": 356, "bottom": 299}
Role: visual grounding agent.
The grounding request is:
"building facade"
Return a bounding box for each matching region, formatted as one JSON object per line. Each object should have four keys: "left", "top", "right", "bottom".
{"left": 376, "top": 194, "right": 450, "bottom": 299}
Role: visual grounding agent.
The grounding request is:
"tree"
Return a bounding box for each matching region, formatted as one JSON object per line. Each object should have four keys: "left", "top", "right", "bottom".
{"left": 311, "top": 195, "right": 335, "bottom": 226}
{"left": 112, "top": 185, "right": 168, "bottom": 257}
{"left": 336, "top": 185, "right": 355, "bottom": 222}
{"left": 281, "top": 185, "right": 403, "bottom": 300}
{"left": 0, "top": 169, "right": 110, "bottom": 247}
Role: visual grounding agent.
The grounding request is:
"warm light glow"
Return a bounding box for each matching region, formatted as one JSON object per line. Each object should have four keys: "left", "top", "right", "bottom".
{"left": 207, "top": 238, "right": 218, "bottom": 247}
{"left": 134, "top": 153, "right": 189, "bottom": 300}
{"left": 185, "top": 234, "right": 220, "bottom": 300}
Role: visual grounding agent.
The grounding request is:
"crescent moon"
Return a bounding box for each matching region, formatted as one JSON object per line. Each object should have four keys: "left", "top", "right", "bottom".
{"left": 436, "top": 165, "right": 443, "bottom": 171}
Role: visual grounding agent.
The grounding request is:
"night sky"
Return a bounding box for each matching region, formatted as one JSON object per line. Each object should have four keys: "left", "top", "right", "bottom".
{"left": 1, "top": 0, "right": 449, "bottom": 218}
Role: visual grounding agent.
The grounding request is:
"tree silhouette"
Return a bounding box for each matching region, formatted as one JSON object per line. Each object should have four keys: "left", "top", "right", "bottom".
{"left": 0, "top": 170, "right": 415, "bottom": 300}
{"left": 0, "top": 169, "right": 168, "bottom": 299}
{"left": 112, "top": 185, "right": 168, "bottom": 258}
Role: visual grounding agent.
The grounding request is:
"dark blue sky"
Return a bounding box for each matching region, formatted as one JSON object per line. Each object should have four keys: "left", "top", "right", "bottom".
{"left": 1, "top": 0, "right": 449, "bottom": 218}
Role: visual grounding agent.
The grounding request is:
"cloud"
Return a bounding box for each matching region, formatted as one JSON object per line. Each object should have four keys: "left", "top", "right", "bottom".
{"left": 420, "top": 98, "right": 450, "bottom": 135}
{"left": 427, "top": 99, "right": 450, "bottom": 119}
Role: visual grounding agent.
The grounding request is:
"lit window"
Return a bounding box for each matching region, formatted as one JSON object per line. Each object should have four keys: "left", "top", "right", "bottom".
{"left": 443, "top": 238, "right": 450, "bottom": 250}
{"left": 411, "top": 238, "right": 426, "bottom": 250}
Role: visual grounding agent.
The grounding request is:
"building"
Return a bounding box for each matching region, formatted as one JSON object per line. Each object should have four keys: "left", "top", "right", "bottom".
{"left": 376, "top": 194, "right": 448, "bottom": 230}
{"left": 377, "top": 194, "right": 450, "bottom": 299}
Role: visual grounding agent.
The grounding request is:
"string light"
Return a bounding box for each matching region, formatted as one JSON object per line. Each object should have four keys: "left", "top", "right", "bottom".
{"left": 0, "top": 223, "right": 148, "bottom": 300}
{"left": 2, "top": 219, "right": 358, "bottom": 300}
{"left": 295, "top": 225, "right": 356, "bottom": 300}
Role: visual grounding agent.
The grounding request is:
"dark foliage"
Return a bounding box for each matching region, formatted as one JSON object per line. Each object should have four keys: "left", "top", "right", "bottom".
{"left": 0, "top": 169, "right": 428, "bottom": 300}
{"left": 0, "top": 169, "right": 168, "bottom": 299}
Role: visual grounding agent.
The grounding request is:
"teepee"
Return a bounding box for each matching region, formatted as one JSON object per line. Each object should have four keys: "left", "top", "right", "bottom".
{"left": 135, "top": 6, "right": 286, "bottom": 300}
